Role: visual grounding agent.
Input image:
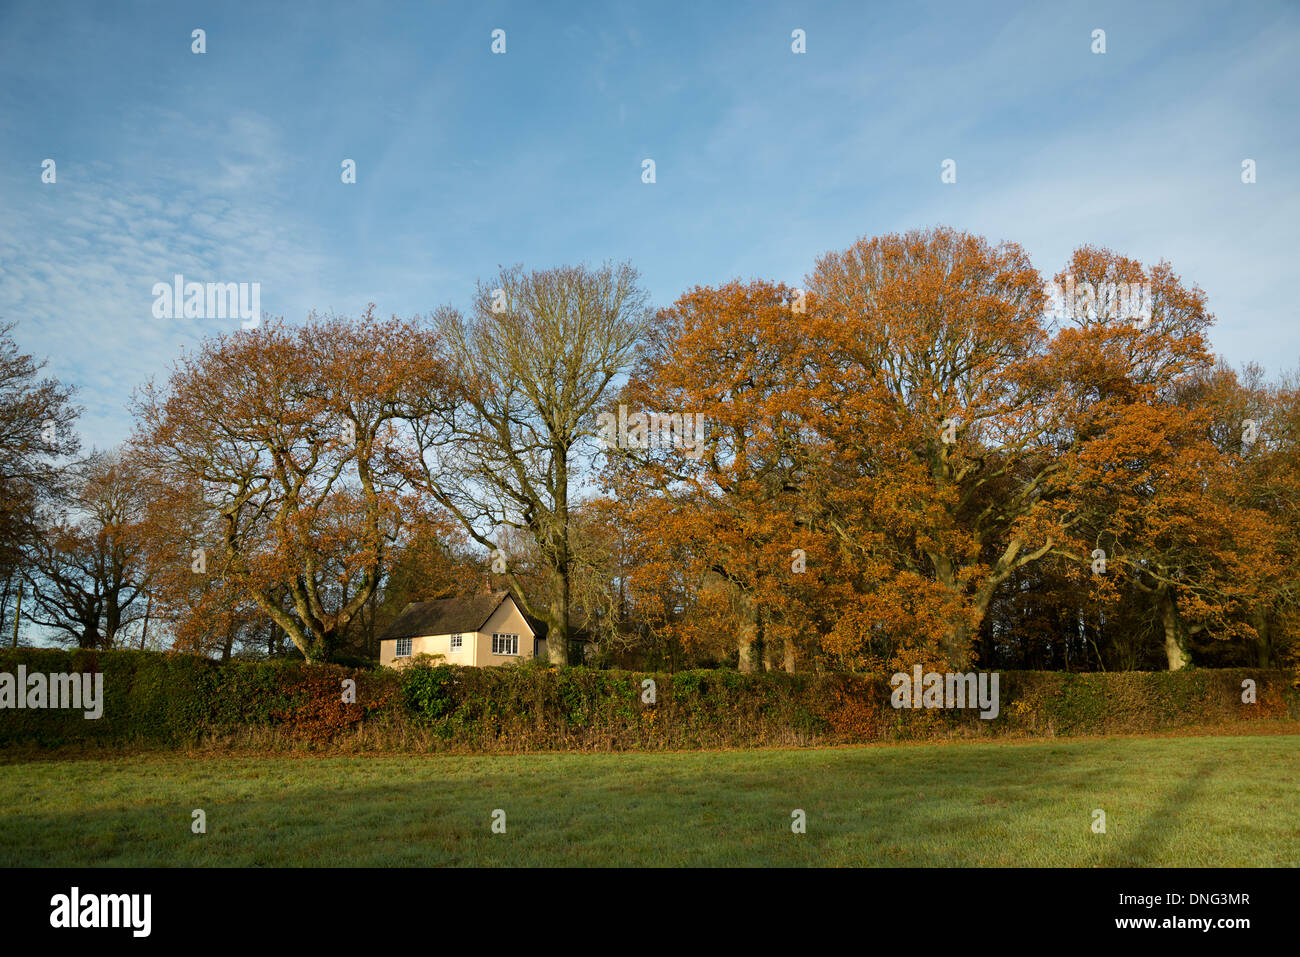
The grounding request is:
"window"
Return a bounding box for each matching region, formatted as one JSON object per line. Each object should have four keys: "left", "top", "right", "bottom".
{"left": 450, "top": 634, "right": 463, "bottom": 650}
{"left": 395, "top": 637, "right": 412, "bottom": 658}
{"left": 492, "top": 633, "right": 519, "bottom": 655}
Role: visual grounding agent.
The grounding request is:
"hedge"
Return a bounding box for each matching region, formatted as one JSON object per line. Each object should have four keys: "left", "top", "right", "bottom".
{"left": 0, "top": 647, "right": 1295, "bottom": 752}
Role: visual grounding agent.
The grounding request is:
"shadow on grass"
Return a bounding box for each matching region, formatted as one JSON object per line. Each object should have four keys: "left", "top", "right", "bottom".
{"left": 0, "top": 740, "right": 1289, "bottom": 867}
{"left": 1107, "top": 755, "right": 1218, "bottom": 866}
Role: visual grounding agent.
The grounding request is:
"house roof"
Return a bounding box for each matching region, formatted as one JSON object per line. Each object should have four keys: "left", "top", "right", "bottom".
{"left": 380, "top": 590, "right": 538, "bottom": 641}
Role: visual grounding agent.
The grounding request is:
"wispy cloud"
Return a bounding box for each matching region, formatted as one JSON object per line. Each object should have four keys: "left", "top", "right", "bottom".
{"left": 1, "top": 0, "right": 1297, "bottom": 455}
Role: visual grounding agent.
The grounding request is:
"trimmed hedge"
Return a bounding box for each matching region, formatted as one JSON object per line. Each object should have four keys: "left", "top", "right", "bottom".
{"left": 0, "top": 647, "right": 1296, "bottom": 752}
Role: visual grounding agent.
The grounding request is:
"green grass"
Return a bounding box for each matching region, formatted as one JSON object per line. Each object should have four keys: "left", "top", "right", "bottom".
{"left": 1, "top": 734, "right": 1296, "bottom": 866}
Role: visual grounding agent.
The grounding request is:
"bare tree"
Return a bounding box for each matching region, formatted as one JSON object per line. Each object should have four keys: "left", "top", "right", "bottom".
{"left": 24, "top": 450, "right": 149, "bottom": 648}
{"left": 401, "top": 262, "right": 649, "bottom": 664}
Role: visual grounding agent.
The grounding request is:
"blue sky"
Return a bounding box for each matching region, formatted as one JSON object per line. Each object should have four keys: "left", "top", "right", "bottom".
{"left": 1, "top": 0, "right": 1297, "bottom": 453}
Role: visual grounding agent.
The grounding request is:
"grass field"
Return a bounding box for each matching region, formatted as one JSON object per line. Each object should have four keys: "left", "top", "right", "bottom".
{"left": 1, "top": 734, "right": 1296, "bottom": 866}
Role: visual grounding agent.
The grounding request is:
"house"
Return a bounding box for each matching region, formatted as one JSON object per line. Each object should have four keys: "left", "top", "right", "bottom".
{"left": 378, "top": 589, "right": 547, "bottom": 668}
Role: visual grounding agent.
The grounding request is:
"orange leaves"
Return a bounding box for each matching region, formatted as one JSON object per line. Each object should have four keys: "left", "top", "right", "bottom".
{"left": 610, "top": 279, "right": 833, "bottom": 665}
{"left": 610, "top": 228, "right": 1297, "bottom": 671}
{"left": 117, "top": 232, "right": 1300, "bottom": 673}
{"left": 130, "top": 310, "right": 450, "bottom": 661}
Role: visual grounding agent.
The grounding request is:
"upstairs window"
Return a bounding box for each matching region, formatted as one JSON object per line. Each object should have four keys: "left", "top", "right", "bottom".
{"left": 395, "top": 637, "right": 412, "bottom": 658}
{"left": 450, "top": 634, "right": 463, "bottom": 650}
{"left": 491, "top": 633, "right": 519, "bottom": 655}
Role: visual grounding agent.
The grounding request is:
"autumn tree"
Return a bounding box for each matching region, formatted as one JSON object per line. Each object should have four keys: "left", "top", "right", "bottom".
{"left": 802, "top": 229, "right": 1231, "bottom": 670}
{"left": 804, "top": 228, "right": 1057, "bottom": 668}
{"left": 1037, "top": 248, "right": 1260, "bottom": 670}
{"left": 611, "top": 280, "right": 842, "bottom": 672}
{"left": 132, "top": 470, "right": 268, "bottom": 660}
{"left": 132, "top": 309, "right": 443, "bottom": 662}
{"left": 1190, "top": 362, "right": 1300, "bottom": 667}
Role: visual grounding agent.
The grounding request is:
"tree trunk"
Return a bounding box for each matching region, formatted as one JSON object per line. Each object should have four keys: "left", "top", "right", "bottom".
{"left": 942, "top": 621, "right": 969, "bottom": 669}
{"left": 548, "top": 450, "right": 572, "bottom": 666}
{"left": 547, "top": 604, "right": 570, "bottom": 666}
{"left": 932, "top": 554, "right": 973, "bottom": 668}
{"left": 0, "top": 578, "right": 10, "bottom": 648}
{"left": 104, "top": 600, "right": 121, "bottom": 650}
{"left": 1160, "top": 588, "right": 1187, "bottom": 670}
{"left": 1250, "top": 608, "right": 1272, "bottom": 667}
{"left": 735, "top": 589, "right": 757, "bottom": 672}
{"left": 139, "top": 595, "right": 151, "bottom": 650}
{"left": 737, "top": 628, "right": 756, "bottom": 672}
{"left": 545, "top": 573, "right": 570, "bottom": 666}
{"left": 10, "top": 582, "right": 20, "bottom": 648}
